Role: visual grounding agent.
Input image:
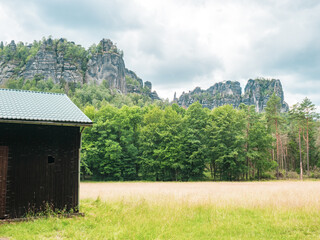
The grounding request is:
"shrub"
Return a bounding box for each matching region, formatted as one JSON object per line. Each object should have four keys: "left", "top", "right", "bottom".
{"left": 286, "top": 171, "right": 299, "bottom": 180}
{"left": 259, "top": 172, "right": 276, "bottom": 180}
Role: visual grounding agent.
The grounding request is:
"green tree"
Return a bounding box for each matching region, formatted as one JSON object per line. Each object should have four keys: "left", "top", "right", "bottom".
{"left": 181, "top": 102, "right": 209, "bottom": 180}
{"left": 157, "top": 106, "right": 184, "bottom": 181}
{"left": 289, "top": 103, "right": 305, "bottom": 180}
{"left": 240, "top": 104, "right": 275, "bottom": 180}
{"left": 299, "top": 98, "right": 318, "bottom": 176}
{"left": 289, "top": 98, "right": 319, "bottom": 179}
{"left": 207, "top": 105, "right": 246, "bottom": 180}
{"left": 139, "top": 106, "right": 165, "bottom": 180}
{"left": 265, "top": 93, "right": 282, "bottom": 178}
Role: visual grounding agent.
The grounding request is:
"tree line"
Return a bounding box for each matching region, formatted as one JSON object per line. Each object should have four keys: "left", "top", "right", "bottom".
{"left": 81, "top": 94, "right": 320, "bottom": 181}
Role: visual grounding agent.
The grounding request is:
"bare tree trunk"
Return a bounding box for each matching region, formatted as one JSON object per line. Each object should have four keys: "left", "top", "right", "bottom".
{"left": 246, "top": 106, "right": 250, "bottom": 180}
{"left": 292, "top": 148, "right": 295, "bottom": 170}
{"left": 213, "top": 160, "right": 216, "bottom": 181}
{"left": 252, "top": 163, "right": 255, "bottom": 179}
{"left": 306, "top": 118, "right": 310, "bottom": 176}
{"left": 299, "top": 128, "right": 303, "bottom": 181}
{"left": 276, "top": 119, "right": 279, "bottom": 179}
{"left": 302, "top": 128, "right": 309, "bottom": 177}
{"left": 284, "top": 146, "right": 287, "bottom": 176}
{"left": 279, "top": 135, "right": 284, "bottom": 170}
{"left": 272, "top": 149, "right": 275, "bottom": 162}
{"left": 279, "top": 136, "right": 285, "bottom": 178}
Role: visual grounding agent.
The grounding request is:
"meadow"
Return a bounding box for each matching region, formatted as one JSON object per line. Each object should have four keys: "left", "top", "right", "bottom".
{"left": 1, "top": 181, "right": 320, "bottom": 239}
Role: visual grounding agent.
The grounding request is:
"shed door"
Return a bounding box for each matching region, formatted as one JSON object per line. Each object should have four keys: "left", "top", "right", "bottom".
{"left": 0, "top": 146, "right": 8, "bottom": 218}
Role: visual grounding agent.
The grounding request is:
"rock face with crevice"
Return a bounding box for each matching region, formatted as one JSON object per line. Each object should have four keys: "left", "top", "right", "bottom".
{"left": 0, "top": 41, "right": 19, "bottom": 84}
{"left": 242, "top": 79, "right": 289, "bottom": 112}
{"left": 86, "top": 39, "right": 127, "bottom": 93}
{"left": 176, "top": 79, "right": 289, "bottom": 112}
{"left": 22, "top": 39, "right": 83, "bottom": 84}
{"left": 177, "top": 81, "right": 242, "bottom": 109}
{"left": 0, "top": 61, "right": 18, "bottom": 85}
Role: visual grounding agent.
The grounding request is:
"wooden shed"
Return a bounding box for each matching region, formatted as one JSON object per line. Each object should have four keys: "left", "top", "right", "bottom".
{"left": 0, "top": 89, "right": 92, "bottom": 219}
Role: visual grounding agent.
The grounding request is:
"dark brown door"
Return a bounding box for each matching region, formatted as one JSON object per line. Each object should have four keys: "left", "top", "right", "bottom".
{"left": 0, "top": 146, "right": 8, "bottom": 218}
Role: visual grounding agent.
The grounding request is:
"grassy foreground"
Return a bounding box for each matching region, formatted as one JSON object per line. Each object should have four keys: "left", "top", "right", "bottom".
{"left": 1, "top": 182, "right": 320, "bottom": 239}
{"left": 0, "top": 199, "right": 320, "bottom": 239}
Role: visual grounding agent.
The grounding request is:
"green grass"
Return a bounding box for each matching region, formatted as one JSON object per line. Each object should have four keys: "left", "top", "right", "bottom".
{"left": 1, "top": 199, "right": 320, "bottom": 239}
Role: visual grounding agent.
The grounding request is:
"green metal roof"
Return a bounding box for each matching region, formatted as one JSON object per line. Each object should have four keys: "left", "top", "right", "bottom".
{"left": 0, "top": 89, "right": 92, "bottom": 126}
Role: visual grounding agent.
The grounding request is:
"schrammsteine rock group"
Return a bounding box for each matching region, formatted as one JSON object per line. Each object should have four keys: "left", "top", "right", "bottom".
{"left": 0, "top": 38, "right": 288, "bottom": 111}
{"left": 0, "top": 38, "right": 160, "bottom": 100}
{"left": 175, "top": 79, "right": 289, "bottom": 112}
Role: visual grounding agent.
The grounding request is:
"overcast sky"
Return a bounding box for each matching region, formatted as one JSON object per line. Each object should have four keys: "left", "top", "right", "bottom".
{"left": 0, "top": 0, "right": 320, "bottom": 107}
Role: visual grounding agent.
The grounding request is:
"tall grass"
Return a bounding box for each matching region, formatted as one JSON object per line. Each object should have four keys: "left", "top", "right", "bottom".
{"left": 80, "top": 181, "right": 320, "bottom": 209}
{"left": 1, "top": 182, "right": 320, "bottom": 239}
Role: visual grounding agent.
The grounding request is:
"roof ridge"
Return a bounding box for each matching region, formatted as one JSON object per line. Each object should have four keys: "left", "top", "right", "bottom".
{"left": 0, "top": 88, "right": 66, "bottom": 96}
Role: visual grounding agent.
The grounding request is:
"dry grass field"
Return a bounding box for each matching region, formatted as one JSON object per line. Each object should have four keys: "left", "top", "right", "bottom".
{"left": 80, "top": 181, "right": 320, "bottom": 209}
{"left": 1, "top": 181, "right": 320, "bottom": 239}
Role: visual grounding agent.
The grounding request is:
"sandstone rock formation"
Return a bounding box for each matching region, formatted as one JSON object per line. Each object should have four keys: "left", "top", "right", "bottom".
{"left": 124, "top": 69, "right": 160, "bottom": 100}
{"left": 22, "top": 39, "right": 83, "bottom": 84}
{"left": 86, "top": 39, "right": 127, "bottom": 93}
{"left": 178, "top": 81, "right": 242, "bottom": 109}
{"left": 177, "top": 79, "right": 289, "bottom": 112}
{"left": 143, "top": 81, "right": 160, "bottom": 100}
{"left": 242, "top": 79, "right": 289, "bottom": 112}
{"left": 0, "top": 38, "right": 160, "bottom": 100}
{"left": 0, "top": 61, "right": 18, "bottom": 85}
{"left": 125, "top": 68, "right": 143, "bottom": 88}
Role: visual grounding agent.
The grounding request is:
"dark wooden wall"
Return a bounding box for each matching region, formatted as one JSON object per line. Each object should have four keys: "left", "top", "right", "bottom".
{"left": 0, "top": 146, "right": 8, "bottom": 218}
{"left": 0, "top": 123, "right": 80, "bottom": 218}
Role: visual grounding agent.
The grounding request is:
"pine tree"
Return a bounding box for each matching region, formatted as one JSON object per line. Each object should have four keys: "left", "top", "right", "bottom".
{"left": 299, "top": 98, "right": 318, "bottom": 176}
{"left": 289, "top": 103, "right": 305, "bottom": 180}
{"left": 265, "top": 93, "right": 282, "bottom": 179}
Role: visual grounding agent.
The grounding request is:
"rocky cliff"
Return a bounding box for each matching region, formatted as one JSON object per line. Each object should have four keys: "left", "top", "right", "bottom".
{"left": 144, "top": 81, "right": 160, "bottom": 100}
{"left": 22, "top": 38, "right": 83, "bottom": 85}
{"left": 176, "top": 79, "right": 289, "bottom": 112}
{"left": 125, "top": 68, "right": 143, "bottom": 89}
{"left": 85, "top": 39, "right": 126, "bottom": 93}
{"left": 0, "top": 38, "right": 160, "bottom": 100}
{"left": 242, "top": 79, "right": 289, "bottom": 112}
{"left": 177, "top": 81, "right": 242, "bottom": 109}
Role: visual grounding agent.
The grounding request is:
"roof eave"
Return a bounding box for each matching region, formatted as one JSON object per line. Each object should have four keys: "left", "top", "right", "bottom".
{"left": 0, "top": 119, "right": 93, "bottom": 127}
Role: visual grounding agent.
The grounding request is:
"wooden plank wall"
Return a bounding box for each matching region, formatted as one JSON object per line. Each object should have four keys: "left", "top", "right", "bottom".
{"left": 0, "top": 146, "right": 8, "bottom": 218}
{"left": 0, "top": 123, "right": 80, "bottom": 218}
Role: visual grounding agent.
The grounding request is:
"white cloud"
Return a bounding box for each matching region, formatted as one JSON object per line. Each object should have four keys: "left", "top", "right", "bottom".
{"left": 0, "top": 0, "right": 320, "bottom": 106}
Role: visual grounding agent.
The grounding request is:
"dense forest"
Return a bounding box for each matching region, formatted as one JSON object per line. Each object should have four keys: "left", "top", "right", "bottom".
{"left": 81, "top": 95, "right": 320, "bottom": 181}
{"left": 1, "top": 77, "right": 320, "bottom": 181}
